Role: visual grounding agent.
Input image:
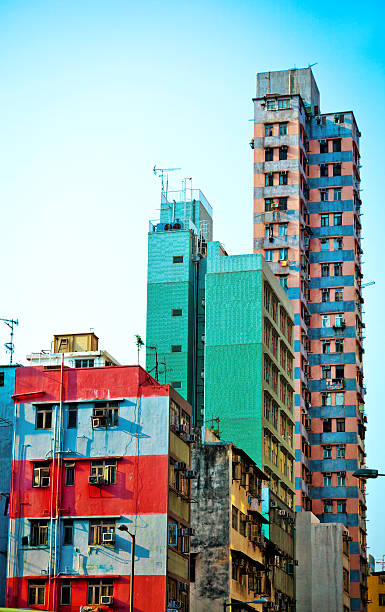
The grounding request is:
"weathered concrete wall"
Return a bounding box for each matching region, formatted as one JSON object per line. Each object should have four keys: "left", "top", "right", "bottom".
{"left": 190, "top": 436, "right": 231, "bottom": 612}
{"left": 296, "top": 511, "right": 347, "bottom": 612}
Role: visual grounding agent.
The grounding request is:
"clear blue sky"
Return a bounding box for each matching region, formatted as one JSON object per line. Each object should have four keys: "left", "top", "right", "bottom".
{"left": 0, "top": 0, "right": 384, "bottom": 562}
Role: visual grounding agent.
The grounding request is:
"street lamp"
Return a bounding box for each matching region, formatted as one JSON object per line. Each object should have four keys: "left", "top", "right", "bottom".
{"left": 118, "top": 524, "right": 136, "bottom": 612}
{"left": 223, "top": 598, "right": 268, "bottom": 611}
{"left": 352, "top": 469, "right": 385, "bottom": 479}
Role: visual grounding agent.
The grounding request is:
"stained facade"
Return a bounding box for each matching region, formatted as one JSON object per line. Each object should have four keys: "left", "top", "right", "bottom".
{"left": 252, "top": 67, "right": 367, "bottom": 610}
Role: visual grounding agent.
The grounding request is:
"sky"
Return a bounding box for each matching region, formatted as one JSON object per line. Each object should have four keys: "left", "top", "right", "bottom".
{"left": 0, "top": 0, "right": 384, "bottom": 561}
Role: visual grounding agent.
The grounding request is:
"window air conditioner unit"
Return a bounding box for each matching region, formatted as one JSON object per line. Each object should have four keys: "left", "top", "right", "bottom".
{"left": 41, "top": 477, "right": 50, "bottom": 487}
{"left": 278, "top": 510, "right": 287, "bottom": 517}
{"left": 97, "top": 475, "right": 108, "bottom": 485}
{"left": 100, "top": 595, "right": 113, "bottom": 605}
{"left": 88, "top": 476, "right": 99, "bottom": 485}
{"left": 91, "top": 416, "right": 106, "bottom": 428}
{"left": 102, "top": 532, "right": 115, "bottom": 544}
{"left": 94, "top": 408, "right": 106, "bottom": 417}
{"left": 185, "top": 469, "right": 197, "bottom": 479}
{"left": 181, "top": 527, "right": 194, "bottom": 536}
{"left": 185, "top": 433, "right": 196, "bottom": 443}
{"left": 174, "top": 462, "right": 186, "bottom": 471}
{"left": 270, "top": 501, "right": 278, "bottom": 508}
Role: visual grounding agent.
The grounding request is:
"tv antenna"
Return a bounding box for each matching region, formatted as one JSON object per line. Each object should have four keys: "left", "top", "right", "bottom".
{"left": 308, "top": 62, "right": 318, "bottom": 69}
{"left": 0, "top": 318, "right": 19, "bottom": 364}
{"left": 153, "top": 166, "right": 181, "bottom": 199}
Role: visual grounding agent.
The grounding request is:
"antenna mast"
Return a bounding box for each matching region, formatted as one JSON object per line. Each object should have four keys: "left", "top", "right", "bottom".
{"left": 153, "top": 165, "right": 181, "bottom": 200}
{"left": 0, "top": 318, "right": 19, "bottom": 364}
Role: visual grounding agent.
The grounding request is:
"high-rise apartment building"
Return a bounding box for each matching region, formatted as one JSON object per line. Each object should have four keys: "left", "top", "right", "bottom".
{"left": 6, "top": 334, "right": 194, "bottom": 612}
{"left": 252, "top": 67, "right": 367, "bottom": 611}
{"left": 146, "top": 189, "right": 297, "bottom": 610}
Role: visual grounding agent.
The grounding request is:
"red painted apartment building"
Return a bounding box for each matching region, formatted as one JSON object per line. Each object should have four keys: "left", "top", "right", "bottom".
{"left": 6, "top": 334, "right": 194, "bottom": 612}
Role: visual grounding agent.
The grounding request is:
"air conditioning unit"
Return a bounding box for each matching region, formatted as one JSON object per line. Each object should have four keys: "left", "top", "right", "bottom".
{"left": 178, "top": 582, "right": 188, "bottom": 592}
{"left": 41, "top": 477, "right": 50, "bottom": 487}
{"left": 97, "top": 475, "right": 108, "bottom": 485}
{"left": 102, "top": 532, "right": 115, "bottom": 544}
{"left": 181, "top": 527, "right": 194, "bottom": 536}
{"left": 185, "top": 433, "right": 196, "bottom": 443}
{"left": 100, "top": 595, "right": 113, "bottom": 605}
{"left": 88, "top": 476, "right": 99, "bottom": 485}
{"left": 82, "top": 607, "right": 101, "bottom": 612}
{"left": 174, "top": 462, "right": 186, "bottom": 471}
{"left": 278, "top": 510, "right": 287, "bottom": 517}
{"left": 93, "top": 408, "right": 106, "bottom": 417}
{"left": 185, "top": 469, "right": 197, "bottom": 479}
{"left": 175, "top": 424, "right": 187, "bottom": 434}
{"left": 168, "top": 601, "right": 182, "bottom": 610}
{"left": 233, "top": 455, "right": 242, "bottom": 464}
{"left": 91, "top": 416, "right": 106, "bottom": 428}
{"left": 270, "top": 501, "right": 278, "bottom": 508}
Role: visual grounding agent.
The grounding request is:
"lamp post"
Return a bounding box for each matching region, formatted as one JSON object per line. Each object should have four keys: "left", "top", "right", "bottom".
{"left": 352, "top": 469, "right": 385, "bottom": 479}
{"left": 118, "top": 525, "right": 136, "bottom": 612}
{"left": 223, "top": 598, "right": 267, "bottom": 611}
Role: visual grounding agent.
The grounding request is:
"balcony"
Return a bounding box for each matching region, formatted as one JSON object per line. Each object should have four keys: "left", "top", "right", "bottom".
{"left": 325, "top": 378, "right": 345, "bottom": 391}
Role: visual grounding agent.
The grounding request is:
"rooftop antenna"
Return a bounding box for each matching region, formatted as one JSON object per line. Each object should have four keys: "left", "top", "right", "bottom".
{"left": 135, "top": 335, "right": 144, "bottom": 365}
{"left": 308, "top": 62, "right": 318, "bottom": 69}
{"left": 153, "top": 166, "right": 181, "bottom": 200}
{"left": 0, "top": 318, "right": 19, "bottom": 365}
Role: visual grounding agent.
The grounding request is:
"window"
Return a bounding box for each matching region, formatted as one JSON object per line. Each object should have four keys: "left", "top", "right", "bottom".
{"left": 322, "top": 288, "right": 330, "bottom": 303}
{"left": 320, "top": 164, "right": 329, "bottom": 177}
{"left": 173, "top": 256, "right": 183, "bottom": 263}
{"left": 279, "top": 276, "right": 288, "bottom": 292}
{"left": 64, "top": 462, "right": 75, "bottom": 486}
{"left": 279, "top": 248, "right": 288, "bottom": 261}
{"left": 265, "top": 224, "right": 273, "bottom": 238}
{"left": 320, "top": 239, "right": 329, "bottom": 252}
{"left": 87, "top": 580, "right": 114, "bottom": 605}
{"left": 278, "top": 98, "right": 290, "bottom": 109}
{"left": 322, "top": 365, "right": 331, "bottom": 379}
{"left": 337, "top": 500, "right": 347, "bottom": 515}
{"left": 63, "top": 520, "right": 74, "bottom": 546}
{"left": 33, "top": 462, "right": 50, "bottom": 488}
{"left": 90, "top": 459, "right": 117, "bottom": 485}
{"left": 335, "top": 288, "right": 343, "bottom": 302}
{"left": 232, "top": 561, "right": 238, "bottom": 581}
{"left": 335, "top": 365, "right": 344, "bottom": 379}
{"left": 337, "top": 445, "right": 345, "bottom": 459}
{"left": 93, "top": 401, "right": 119, "bottom": 427}
{"left": 278, "top": 197, "right": 287, "bottom": 210}
{"left": 171, "top": 381, "right": 181, "bottom": 389}
{"left": 335, "top": 339, "right": 344, "bottom": 353}
{"left": 335, "top": 393, "right": 345, "bottom": 406}
{"left": 334, "top": 237, "right": 343, "bottom": 250}
{"left": 265, "top": 250, "right": 273, "bottom": 262}
{"left": 67, "top": 404, "right": 77, "bottom": 428}
{"left": 334, "top": 213, "right": 342, "bottom": 226}
{"left": 336, "top": 418, "right": 345, "bottom": 432}
{"left": 323, "top": 446, "right": 332, "bottom": 459}
{"left": 36, "top": 405, "right": 53, "bottom": 430}
{"left": 322, "top": 315, "right": 330, "bottom": 328}
{"left": 266, "top": 99, "right": 276, "bottom": 110}
{"left": 265, "top": 124, "right": 274, "bottom": 137}
{"left": 265, "top": 173, "right": 274, "bottom": 186}
{"left": 61, "top": 580, "right": 71, "bottom": 606}
{"left": 320, "top": 189, "right": 329, "bottom": 202}
{"left": 28, "top": 581, "right": 46, "bottom": 606}
{"left": 171, "top": 309, "right": 182, "bottom": 317}
{"left": 89, "top": 520, "right": 116, "bottom": 545}
{"left": 333, "top": 163, "right": 341, "bottom": 176}
{"left": 334, "top": 188, "right": 342, "bottom": 201}
{"left": 379, "top": 594, "right": 385, "bottom": 606}
{"left": 279, "top": 224, "right": 288, "bottom": 237}
{"left": 334, "top": 263, "right": 343, "bottom": 276}
{"left": 333, "top": 139, "right": 341, "bottom": 152}
{"left": 168, "top": 521, "right": 178, "bottom": 546}
{"left": 323, "top": 473, "right": 332, "bottom": 486}
{"left": 232, "top": 506, "right": 239, "bottom": 530}
{"left": 321, "top": 214, "right": 329, "bottom": 227}
{"left": 30, "top": 520, "right": 49, "bottom": 546}
{"left": 75, "top": 359, "right": 94, "bottom": 368}
{"left": 239, "top": 513, "right": 247, "bottom": 537}
{"left": 0, "top": 372, "right": 4, "bottom": 387}
{"left": 321, "top": 264, "right": 330, "bottom": 278}
{"left": 279, "top": 172, "right": 288, "bottom": 185}
{"left": 279, "top": 146, "right": 287, "bottom": 160}
{"left": 323, "top": 418, "right": 332, "bottom": 432}
{"left": 323, "top": 499, "right": 333, "bottom": 513}
{"left": 319, "top": 140, "right": 328, "bottom": 154}
{"left": 322, "top": 340, "right": 330, "bottom": 354}
{"left": 337, "top": 472, "right": 346, "bottom": 486}
{"left": 171, "top": 345, "right": 182, "bottom": 353}
{"left": 322, "top": 393, "right": 332, "bottom": 407}
{"left": 279, "top": 123, "right": 287, "bottom": 136}
{"left": 265, "top": 148, "right": 273, "bottom": 161}
{"left": 335, "top": 313, "right": 344, "bottom": 327}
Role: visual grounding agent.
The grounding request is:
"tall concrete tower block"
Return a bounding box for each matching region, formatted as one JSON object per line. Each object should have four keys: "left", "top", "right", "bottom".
{"left": 252, "top": 67, "right": 366, "bottom": 611}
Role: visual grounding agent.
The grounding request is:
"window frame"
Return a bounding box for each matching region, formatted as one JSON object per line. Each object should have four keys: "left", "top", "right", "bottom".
{"left": 60, "top": 580, "right": 72, "bottom": 606}
{"left": 35, "top": 405, "right": 53, "bottom": 430}
{"left": 28, "top": 581, "right": 46, "bottom": 606}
